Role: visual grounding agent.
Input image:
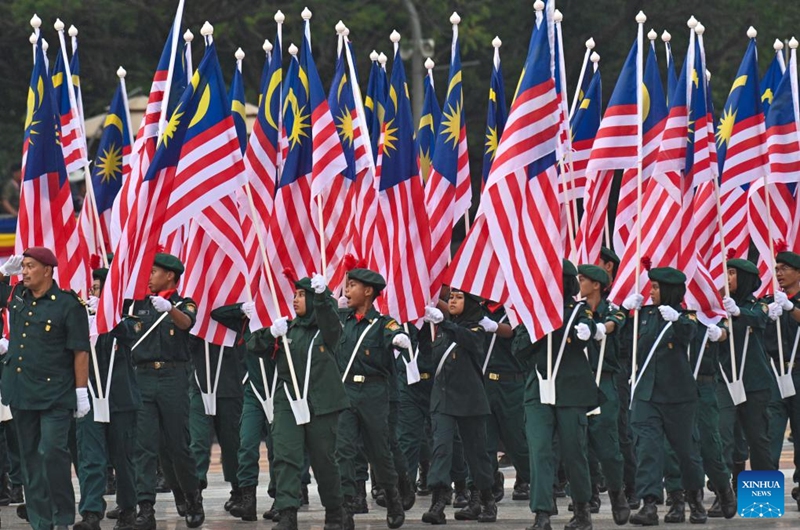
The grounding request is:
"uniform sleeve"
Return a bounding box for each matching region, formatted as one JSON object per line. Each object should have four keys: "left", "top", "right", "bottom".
{"left": 247, "top": 327, "right": 276, "bottom": 357}
{"left": 572, "top": 308, "right": 597, "bottom": 345}
{"left": 438, "top": 321, "right": 485, "bottom": 362}
{"left": 178, "top": 297, "right": 198, "bottom": 330}
{"left": 0, "top": 281, "right": 11, "bottom": 309}
{"left": 381, "top": 317, "right": 405, "bottom": 348}
{"left": 605, "top": 306, "right": 627, "bottom": 332}
{"left": 512, "top": 325, "right": 537, "bottom": 367}
{"left": 65, "top": 300, "right": 91, "bottom": 352}
{"left": 314, "top": 294, "right": 342, "bottom": 349}
{"left": 671, "top": 312, "right": 698, "bottom": 347}
{"left": 210, "top": 303, "right": 245, "bottom": 331}
{"left": 735, "top": 301, "right": 770, "bottom": 330}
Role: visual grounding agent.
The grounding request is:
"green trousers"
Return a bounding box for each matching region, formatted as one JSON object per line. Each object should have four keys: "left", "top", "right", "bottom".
{"left": 272, "top": 397, "right": 342, "bottom": 510}
{"left": 486, "top": 379, "right": 530, "bottom": 483}
{"left": 13, "top": 407, "right": 74, "bottom": 530}
{"left": 77, "top": 409, "right": 137, "bottom": 514}
{"left": 526, "top": 403, "right": 591, "bottom": 512}
{"left": 663, "top": 380, "right": 730, "bottom": 492}
{"left": 615, "top": 370, "right": 636, "bottom": 490}
{"left": 188, "top": 385, "right": 242, "bottom": 485}
{"left": 428, "top": 413, "right": 493, "bottom": 491}
{"left": 727, "top": 388, "right": 773, "bottom": 471}
{"left": 768, "top": 371, "right": 800, "bottom": 480}
{"left": 134, "top": 365, "right": 199, "bottom": 503}
{"left": 630, "top": 399, "right": 704, "bottom": 499}
{"left": 717, "top": 381, "right": 750, "bottom": 468}
{"left": 336, "top": 382, "right": 398, "bottom": 497}
{"left": 0, "top": 419, "right": 22, "bottom": 486}
{"left": 587, "top": 374, "right": 624, "bottom": 491}
{"left": 237, "top": 384, "right": 274, "bottom": 494}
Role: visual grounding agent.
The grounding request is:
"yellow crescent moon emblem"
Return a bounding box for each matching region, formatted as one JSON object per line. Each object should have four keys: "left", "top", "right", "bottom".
{"left": 189, "top": 85, "right": 211, "bottom": 128}
{"left": 389, "top": 85, "right": 398, "bottom": 113}
{"left": 24, "top": 77, "right": 44, "bottom": 131}
{"left": 641, "top": 83, "right": 651, "bottom": 123}
{"left": 103, "top": 113, "right": 124, "bottom": 133}
{"left": 337, "top": 73, "right": 348, "bottom": 101}
{"left": 729, "top": 75, "right": 748, "bottom": 95}
{"left": 264, "top": 72, "right": 282, "bottom": 130}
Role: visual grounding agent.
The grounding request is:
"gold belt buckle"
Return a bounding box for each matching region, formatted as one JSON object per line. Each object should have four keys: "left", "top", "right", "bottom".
{"left": 420, "top": 373, "right": 430, "bottom": 380}
{"left": 353, "top": 375, "right": 365, "bottom": 383}
{"left": 154, "top": 361, "right": 163, "bottom": 370}
{"left": 488, "top": 372, "right": 500, "bottom": 381}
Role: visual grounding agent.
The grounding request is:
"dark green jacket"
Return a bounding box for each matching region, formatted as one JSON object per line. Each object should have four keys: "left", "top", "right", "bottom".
{"left": 720, "top": 297, "right": 773, "bottom": 392}
{"left": 336, "top": 306, "right": 404, "bottom": 379}
{"left": 248, "top": 293, "right": 349, "bottom": 416}
{"left": 0, "top": 281, "right": 90, "bottom": 410}
{"left": 633, "top": 305, "right": 698, "bottom": 403}
{"left": 188, "top": 336, "right": 245, "bottom": 399}
{"left": 691, "top": 322, "right": 723, "bottom": 379}
{"left": 395, "top": 324, "right": 434, "bottom": 396}
{"left": 114, "top": 293, "right": 197, "bottom": 364}
{"left": 483, "top": 308, "right": 525, "bottom": 375}
{"left": 513, "top": 300, "right": 600, "bottom": 408}
{"left": 92, "top": 332, "right": 141, "bottom": 412}
{"left": 418, "top": 320, "right": 489, "bottom": 416}
{"left": 763, "top": 291, "right": 800, "bottom": 375}
{"left": 586, "top": 298, "right": 626, "bottom": 375}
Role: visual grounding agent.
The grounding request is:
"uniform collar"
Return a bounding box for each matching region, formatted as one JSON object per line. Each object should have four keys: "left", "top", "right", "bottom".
{"left": 348, "top": 306, "right": 380, "bottom": 322}
{"left": 22, "top": 280, "right": 60, "bottom": 301}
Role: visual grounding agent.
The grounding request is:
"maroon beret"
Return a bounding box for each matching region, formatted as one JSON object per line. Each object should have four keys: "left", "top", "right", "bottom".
{"left": 23, "top": 247, "right": 58, "bottom": 267}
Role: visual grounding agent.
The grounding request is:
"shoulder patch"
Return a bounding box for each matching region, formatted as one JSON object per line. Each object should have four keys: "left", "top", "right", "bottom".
{"left": 585, "top": 309, "right": 593, "bottom": 319}
{"left": 760, "top": 303, "right": 768, "bottom": 314}
{"left": 687, "top": 313, "right": 697, "bottom": 321}
{"left": 185, "top": 302, "right": 197, "bottom": 314}
{"left": 386, "top": 319, "right": 400, "bottom": 331}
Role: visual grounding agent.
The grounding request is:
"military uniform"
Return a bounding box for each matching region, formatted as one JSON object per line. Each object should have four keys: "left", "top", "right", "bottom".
{"left": 0, "top": 278, "right": 90, "bottom": 530}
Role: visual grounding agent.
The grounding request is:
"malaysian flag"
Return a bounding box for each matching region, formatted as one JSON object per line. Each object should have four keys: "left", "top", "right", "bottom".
{"left": 364, "top": 53, "right": 389, "bottom": 163}
{"left": 17, "top": 35, "right": 89, "bottom": 294}
{"left": 372, "top": 35, "right": 432, "bottom": 324}
{"left": 229, "top": 50, "right": 248, "bottom": 153}
{"left": 761, "top": 44, "right": 786, "bottom": 117}
{"left": 664, "top": 35, "right": 679, "bottom": 106}
{"left": 97, "top": 36, "right": 246, "bottom": 334}
{"left": 481, "top": 39, "right": 508, "bottom": 188}
{"left": 52, "top": 43, "right": 87, "bottom": 174}
{"left": 449, "top": 9, "right": 561, "bottom": 341}
{"left": 418, "top": 62, "right": 441, "bottom": 183}
{"left": 425, "top": 18, "right": 472, "bottom": 301}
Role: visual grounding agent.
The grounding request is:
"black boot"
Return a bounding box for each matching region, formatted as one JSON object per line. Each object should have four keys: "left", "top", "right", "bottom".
{"left": 717, "top": 484, "right": 736, "bottom": 519}
{"left": 551, "top": 495, "right": 559, "bottom": 515}
{"left": 74, "top": 511, "right": 102, "bottom": 530}
{"left": 629, "top": 495, "right": 658, "bottom": 526}
{"left": 9, "top": 484, "right": 23, "bottom": 505}
{"left": 564, "top": 502, "right": 592, "bottom": 530}
{"left": 263, "top": 499, "right": 279, "bottom": 520}
{"left": 512, "top": 481, "right": 530, "bottom": 501}
{"left": 707, "top": 495, "right": 722, "bottom": 518}
{"left": 376, "top": 486, "right": 387, "bottom": 508}
{"left": 492, "top": 470, "right": 505, "bottom": 502}
{"left": 225, "top": 484, "right": 242, "bottom": 512}
{"left": 106, "top": 467, "right": 117, "bottom": 496}
{"left": 417, "top": 461, "right": 431, "bottom": 496}
{"left": 731, "top": 462, "right": 746, "bottom": 495}
{"left": 685, "top": 489, "right": 707, "bottom": 524}
{"left": 453, "top": 479, "right": 470, "bottom": 508}
{"left": 589, "top": 483, "right": 601, "bottom": 513}
{"left": 625, "top": 484, "right": 640, "bottom": 510}
{"left": 352, "top": 480, "right": 369, "bottom": 514}
{"left": 477, "top": 488, "right": 497, "bottom": 523}
{"left": 155, "top": 465, "right": 170, "bottom": 493}
{"left": 16, "top": 503, "right": 28, "bottom": 522}
{"left": 133, "top": 502, "right": 155, "bottom": 530}
{"left": 172, "top": 488, "right": 187, "bottom": 517}
{"left": 609, "top": 489, "right": 631, "bottom": 526}
{"left": 231, "top": 485, "right": 257, "bottom": 521}
{"left": 274, "top": 508, "right": 298, "bottom": 530}
{"left": 526, "top": 511, "right": 552, "bottom": 530}
{"left": 324, "top": 505, "right": 346, "bottom": 530}
{"left": 302, "top": 484, "right": 309, "bottom": 506}
{"left": 343, "top": 498, "right": 355, "bottom": 530}
{"left": 0, "top": 473, "right": 10, "bottom": 506}
{"left": 422, "top": 487, "right": 447, "bottom": 525}
{"left": 399, "top": 473, "right": 416, "bottom": 510}
{"left": 385, "top": 485, "right": 405, "bottom": 529}
{"left": 113, "top": 508, "right": 136, "bottom": 530}
{"left": 455, "top": 487, "right": 481, "bottom": 521}
{"left": 663, "top": 490, "right": 685, "bottom": 523}
{"left": 185, "top": 489, "right": 206, "bottom": 529}
{"left": 106, "top": 506, "right": 121, "bottom": 520}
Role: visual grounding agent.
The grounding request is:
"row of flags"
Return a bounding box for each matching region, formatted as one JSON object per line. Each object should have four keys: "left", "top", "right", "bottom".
{"left": 16, "top": 1, "right": 800, "bottom": 347}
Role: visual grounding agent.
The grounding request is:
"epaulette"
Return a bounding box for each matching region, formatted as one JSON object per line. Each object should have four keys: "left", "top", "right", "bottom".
{"left": 64, "top": 289, "right": 87, "bottom": 306}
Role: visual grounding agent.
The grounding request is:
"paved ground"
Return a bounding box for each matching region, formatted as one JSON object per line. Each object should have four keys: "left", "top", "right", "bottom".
{"left": 1, "top": 443, "right": 799, "bottom": 529}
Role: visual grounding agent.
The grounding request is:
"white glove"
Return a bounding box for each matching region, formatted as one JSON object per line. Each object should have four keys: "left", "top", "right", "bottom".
{"left": 310, "top": 273, "right": 327, "bottom": 294}
{"left": 241, "top": 301, "right": 256, "bottom": 319}
{"left": 768, "top": 302, "right": 784, "bottom": 321}
{"left": 479, "top": 316, "right": 499, "bottom": 333}
{"left": 87, "top": 296, "right": 99, "bottom": 311}
{"left": 338, "top": 296, "right": 349, "bottom": 309}
{"left": 75, "top": 388, "right": 90, "bottom": 419}
{"left": 392, "top": 333, "right": 411, "bottom": 350}
{"left": 150, "top": 295, "right": 172, "bottom": 313}
{"left": 622, "top": 294, "right": 644, "bottom": 311}
{"left": 658, "top": 305, "right": 680, "bottom": 322}
{"left": 722, "top": 296, "right": 740, "bottom": 317}
{"left": 594, "top": 323, "right": 607, "bottom": 341}
{"left": 423, "top": 306, "right": 444, "bottom": 324}
{"left": 0, "top": 255, "right": 23, "bottom": 276}
{"left": 575, "top": 323, "right": 592, "bottom": 341}
{"left": 0, "top": 338, "right": 7, "bottom": 355}
{"left": 269, "top": 317, "right": 289, "bottom": 338}
{"left": 706, "top": 325, "right": 723, "bottom": 342}
{"left": 775, "top": 290, "right": 795, "bottom": 312}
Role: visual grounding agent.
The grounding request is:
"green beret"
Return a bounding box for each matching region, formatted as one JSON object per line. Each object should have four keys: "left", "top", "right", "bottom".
{"left": 92, "top": 268, "right": 109, "bottom": 282}
{"left": 153, "top": 253, "right": 184, "bottom": 275}
{"left": 294, "top": 277, "right": 313, "bottom": 292}
{"left": 600, "top": 246, "right": 620, "bottom": 265}
{"left": 727, "top": 258, "right": 759, "bottom": 276}
{"left": 106, "top": 253, "right": 114, "bottom": 264}
{"left": 578, "top": 264, "right": 610, "bottom": 287}
{"left": 563, "top": 259, "right": 578, "bottom": 277}
{"left": 347, "top": 268, "right": 386, "bottom": 292}
{"left": 776, "top": 251, "right": 800, "bottom": 270}
{"left": 648, "top": 266, "right": 686, "bottom": 286}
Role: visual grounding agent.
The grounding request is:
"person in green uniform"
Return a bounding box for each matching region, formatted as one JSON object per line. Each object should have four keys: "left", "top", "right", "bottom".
{"left": 187, "top": 332, "right": 243, "bottom": 510}
{"left": 765, "top": 250, "right": 800, "bottom": 507}
{"left": 625, "top": 267, "right": 706, "bottom": 526}
{"left": 335, "top": 267, "right": 410, "bottom": 529}
{"left": 715, "top": 257, "right": 777, "bottom": 475}
{"left": 249, "top": 273, "right": 351, "bottom": 530}
{"left": 577, "top": 264, "right": 630, "bottom": 525}
{"left": 661, "top": 315, "right": 736, "bottom": 521}
{"left": 74, "top": 267, "right": 141, "bottom": 530}
{"left": 0, "top": 248, "right": 91, "bottom": 530}
{"left": 112, "top": 253, "right": 204, "bottom": 530}
{"left": 419, "top": 290, "right": 497, "bottom": 524}
{"left": 513, "top": 260, "right": 600, "bottom": 530}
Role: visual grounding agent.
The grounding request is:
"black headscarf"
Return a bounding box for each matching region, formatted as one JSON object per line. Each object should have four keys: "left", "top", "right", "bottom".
{"left": 658, "top": 282, "right": 686, "bottom": 307}
{"left": 564, "top": 274, "right": 580, "bottom": 299}
{"left": 450, "top": 289, "right": 484, "bottom": 327}
{"left": 731, "top": 269, "right": 760, "bottom": 304}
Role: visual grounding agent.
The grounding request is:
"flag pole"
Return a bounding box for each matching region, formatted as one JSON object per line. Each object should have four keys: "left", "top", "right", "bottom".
{"left": 157, "top": 0, "right": 185, "bottom": 139}
{"left": 30, "top": 14, "right": 41, "bottom": 63}
{"left": 184, "top": 30, "right": 195, "bottom": 78}
{"left": 569, "top": 37, "right": 595, "bottom": 120}
{"left": 630, "top": 11, "right": 646, "bottom": 395}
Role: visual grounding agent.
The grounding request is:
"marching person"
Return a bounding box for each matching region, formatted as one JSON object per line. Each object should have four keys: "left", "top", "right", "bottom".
{"left": 248, "top": 274, "right": 351, "bottom": 530}
{"left": 75, "top": 267, "right": 141, "bottom": 530}
{"left": 513, "top": 260, "right": 600, "bottom": 530}
{"left": 419, "top": 289, "right": 497, "bottom": 524}
{"left": 0, "top": 248, "right": 91, "bottom": 530}
{"left": 113, "top": 253, "right": 204, "bottom": 530}
{"left": 625, "top": 267, "right": 706, "bottom": 526}
{"left": 335, "top": 265, "right": 410, "bottom": 529}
